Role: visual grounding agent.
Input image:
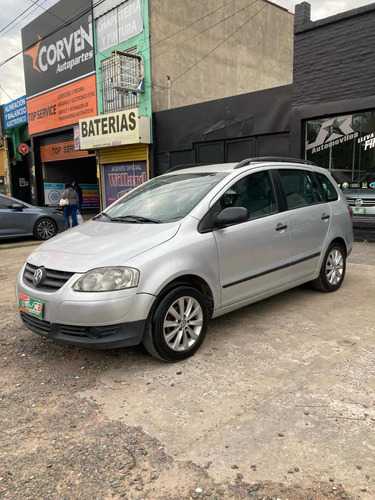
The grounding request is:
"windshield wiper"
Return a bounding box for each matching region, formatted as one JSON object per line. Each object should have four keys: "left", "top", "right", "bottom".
{"left": 94, "top": 212, "right": 113, "bottom": 221}
{"left": 110, "top": 215, "right": 161, "bottom": 224}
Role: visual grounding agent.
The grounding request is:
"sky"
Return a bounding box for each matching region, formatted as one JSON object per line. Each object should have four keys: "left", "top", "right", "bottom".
{"left": 0, "top": 0, "right": 372, "bottom": 105}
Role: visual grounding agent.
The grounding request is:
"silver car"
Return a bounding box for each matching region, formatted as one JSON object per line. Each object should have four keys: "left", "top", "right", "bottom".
{"left": 16, "top": 158, "right": 354, "bottom": 362}
{"left": 0, "top": 194, "right": 66, "bottom": 240}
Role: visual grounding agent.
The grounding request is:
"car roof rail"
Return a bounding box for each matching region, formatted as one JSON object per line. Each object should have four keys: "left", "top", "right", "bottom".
{"left": 165, "top": 163, "right": 211, "bottom": 174}
{"left": 234, "top": 157, "right": 317, "bottom": 169}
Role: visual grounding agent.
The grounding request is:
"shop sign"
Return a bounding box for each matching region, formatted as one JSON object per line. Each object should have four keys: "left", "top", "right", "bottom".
{"left": 79, "top": 109, "right": 150, "bottom": 149}
{"left": 27, "top": 75, "right": 97, "bottom": 135}
{"left": 306, "top": 115, "right": 358, "bottom": 154}
{"left": 4, "top": 95, "right": 28, "bottom": 130}
{"left": 103, "top": 161, "right": 147, "bottom": 207}
{"left": 358, "top": 132, "right": 375, "bottom": 150}
{"left": 96, "top": 0, "right": 143, "bottom": 52}
{"left": 17, "top": 143, "right": 29, "bottom": 156}
{"left": 40, "top": 140, "right": 95, "bottom": 162}
{"left": 21, "top": 0, "right": 95, "bottom": 98}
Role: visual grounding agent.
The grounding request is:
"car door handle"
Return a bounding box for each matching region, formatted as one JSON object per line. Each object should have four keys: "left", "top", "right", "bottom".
{"left": 321, "top": 214, "right": 330, "bottom": 220}
{"left": 276, "top": 223, "right": 288, "bottom": 231}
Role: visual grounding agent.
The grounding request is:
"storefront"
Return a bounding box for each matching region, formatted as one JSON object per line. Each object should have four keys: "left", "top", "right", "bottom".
{"left": 40, "top": 130, "right": 99, "bottom": 210}
{"left": 79, "top": 109, "right": 151, "bottom": 208}
{"left": 291, "top": 3, "right": 375, "bottom": 224}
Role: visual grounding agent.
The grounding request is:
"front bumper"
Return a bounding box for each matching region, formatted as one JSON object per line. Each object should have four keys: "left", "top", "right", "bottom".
{"left": 16, "top": 264, "right": 155, "bottom": 348}
{"left": 20, "top": 311, "right": 146, "bottom": 348}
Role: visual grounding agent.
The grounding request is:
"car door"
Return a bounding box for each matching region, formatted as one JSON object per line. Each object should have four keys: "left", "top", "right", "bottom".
{"left": 212, "top": 169, "right": 291, "bottom": 308}
{"left": 276, "top": 168, "right": 331, "bottom": 281}
{"left": 0, "top": 195, "right": 30, "bottom": 237}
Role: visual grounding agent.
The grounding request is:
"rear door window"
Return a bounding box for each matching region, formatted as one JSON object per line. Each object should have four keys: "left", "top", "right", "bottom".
{"left": 278, "top": 169, "right": 324, "bottom": 209}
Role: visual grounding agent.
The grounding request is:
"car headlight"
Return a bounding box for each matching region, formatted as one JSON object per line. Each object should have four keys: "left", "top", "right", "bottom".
{"left": 73, "top": 267, "right": 139, "bottom": 292}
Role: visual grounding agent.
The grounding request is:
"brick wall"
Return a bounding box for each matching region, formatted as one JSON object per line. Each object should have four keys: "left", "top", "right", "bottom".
{"left": 293, "top": 3, "right": 375, "bottom": 107}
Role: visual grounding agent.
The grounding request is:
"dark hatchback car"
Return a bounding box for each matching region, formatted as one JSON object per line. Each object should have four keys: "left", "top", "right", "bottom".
{"left": 0, "top": 194, "right": 66, "bottom": 240}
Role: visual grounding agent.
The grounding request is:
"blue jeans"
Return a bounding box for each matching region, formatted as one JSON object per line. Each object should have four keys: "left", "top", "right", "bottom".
{"left": 64, "top": 204, "right": 78, "bottom": 228}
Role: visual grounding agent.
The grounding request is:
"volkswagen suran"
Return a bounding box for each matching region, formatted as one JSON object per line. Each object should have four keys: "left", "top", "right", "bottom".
{"left": 16, "top": 158, "right": 354, "bottom": 362}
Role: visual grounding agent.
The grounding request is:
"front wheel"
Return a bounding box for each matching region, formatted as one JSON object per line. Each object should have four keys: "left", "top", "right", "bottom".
{"left": 311, "top": 243, "right": 346, "bottom": 292}
{"left": 33, "top": 218, "right": 58, "bottom": 240}
{"left": 143, "top": 286, "right": 209, "bottom": 362}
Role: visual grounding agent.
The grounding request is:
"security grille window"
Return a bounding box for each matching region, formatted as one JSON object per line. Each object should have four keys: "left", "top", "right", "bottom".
{"left": 305, "top": 111, "right": 375, "bottom": 188}
{"left": 101, "top": 48, "right": 139, "bottom": 113}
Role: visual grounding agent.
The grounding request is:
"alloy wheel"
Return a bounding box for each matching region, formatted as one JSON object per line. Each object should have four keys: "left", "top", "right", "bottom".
{"left": 163, "top": 296, "right": 203, "bottom": 352}
{"left": 36, "top": 220, "right": 56, "bottom": 240}
{"left": 326, "top": 248, "right": 344, "bottom": 285}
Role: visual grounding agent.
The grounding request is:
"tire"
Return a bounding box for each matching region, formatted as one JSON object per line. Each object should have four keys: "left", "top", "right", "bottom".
{"left": 33, "top": 218, "right": 58, "bottom": 240}
{"left": 311, "top": 243, "right": 346, "bottom": 292}
{"left": 143, "top": 286, "right": 209, "bottom": 362}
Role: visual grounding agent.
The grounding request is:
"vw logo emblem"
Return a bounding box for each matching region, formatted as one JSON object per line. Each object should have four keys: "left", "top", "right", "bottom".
{"left": 355, "top": 198, "right": 363, "bottom": 207}
{"left": 33, "top": 267, "right": 46, "bottom": 287}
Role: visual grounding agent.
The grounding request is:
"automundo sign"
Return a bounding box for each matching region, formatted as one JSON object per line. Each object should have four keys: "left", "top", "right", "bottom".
{"left": 21, "top": 0, "right": 95, "bottom": 99}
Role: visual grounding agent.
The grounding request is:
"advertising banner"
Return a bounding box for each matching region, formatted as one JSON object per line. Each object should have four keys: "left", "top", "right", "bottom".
{"left": 81, "top": 183, "right": 100, "bottom": 208}
{"left": 21, "top": 0, "right": 95, "bottom": 99}
{"left": 103, "top": 161, "right": 147, "bottom": 207}
{"left": 44, "top": 182, "right": 65, "bottom": 205}
{"left": 27, "top": 75, "right": 97, "bottom": 135}
{"left": 44, "top": 182, "right": 99, "bottom": 208}
{"left": 96, "top": 0, "right": 143, "bottom": 52}
{"left": 4, "top": 96, "right": 28, "bottom": 130}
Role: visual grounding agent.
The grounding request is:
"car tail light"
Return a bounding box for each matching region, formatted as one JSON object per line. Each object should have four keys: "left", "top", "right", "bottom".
{"left": 347, "top": 204, "right": 353, "bottom": 218}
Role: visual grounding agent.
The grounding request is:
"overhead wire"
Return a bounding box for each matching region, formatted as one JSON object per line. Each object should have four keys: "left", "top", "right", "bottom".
{"left": 0, "top": 0, "right": 42, "bottom": 35}
{"left": 0, "top": 0, "right": 267, "bottom": 114}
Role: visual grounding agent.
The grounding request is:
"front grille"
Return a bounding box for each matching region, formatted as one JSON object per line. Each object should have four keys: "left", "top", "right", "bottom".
{"left": 20, "top": 311, "right": 51, "bottom": 335}
{"left": 20, "top": 311, "right": 120, "bottom": 339}
{"left": 347, "top": 198, "right": 375, "bottom": 207}
{"left": 23, "top": 263, "right": 74, "bottom": 292}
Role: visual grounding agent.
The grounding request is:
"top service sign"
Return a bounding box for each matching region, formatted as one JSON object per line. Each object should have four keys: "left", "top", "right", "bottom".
{"left": 21, "top": 0, "right": 95, "bottom": 98}
{"left": 4, "top": 96, "right": 28, "bottom": 130}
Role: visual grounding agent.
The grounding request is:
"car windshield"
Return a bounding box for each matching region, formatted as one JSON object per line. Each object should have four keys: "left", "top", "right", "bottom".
{"left": 98, "top": 172, "right": 228, "bottom": 223}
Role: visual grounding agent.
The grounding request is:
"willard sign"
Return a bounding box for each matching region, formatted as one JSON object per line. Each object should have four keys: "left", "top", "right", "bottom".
{"left": 21, "top": 0, "right": 97, "bottom": 134}
{"left": 79, "top": 109, "right": 151, "bottom": 149}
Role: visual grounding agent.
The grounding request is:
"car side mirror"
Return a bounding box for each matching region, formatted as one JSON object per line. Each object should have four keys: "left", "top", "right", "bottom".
{"left": 214, "top": 207, "right": 249, "bottom": 228}
{"left": 11, "top": 203, "right": 24, "bottom": 211}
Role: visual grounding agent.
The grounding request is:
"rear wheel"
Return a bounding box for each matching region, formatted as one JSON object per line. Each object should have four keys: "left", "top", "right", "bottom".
{"left": 311, "top": 243, "right": 346, "bottom": 292}
{"left": 33, "top": 218, "right": 57, "bottom": 240}
{"left": 143, "top": 286, "right": 209, "bottom": 362}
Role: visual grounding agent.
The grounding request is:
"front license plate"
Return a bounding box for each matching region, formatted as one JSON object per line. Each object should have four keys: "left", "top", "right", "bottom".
{"left": 353, "top": 207, "right": 366, "bottom": 215}
{"left": 19, "top": 293, "right": 44, "bottom": 320}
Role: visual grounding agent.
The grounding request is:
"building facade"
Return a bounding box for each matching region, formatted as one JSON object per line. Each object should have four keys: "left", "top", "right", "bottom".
{"left": 291, "top": 1, "right": 375, "bottom": 221}
{"left": 78, "top": 0, "right": 152, "bottom": 208}
{"left": 149, "top": 0, "right": 294, "bottom": 112}
{"left": 21, "top": 0, "right": 99, "bottom": 209}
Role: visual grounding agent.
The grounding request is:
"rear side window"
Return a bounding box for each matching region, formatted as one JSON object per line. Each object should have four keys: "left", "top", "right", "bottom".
{"left": 316, "top": 173, "right": 338, "bottom": 201}
{"left": 278, "top": 169, "right": 324, "bottom": 209}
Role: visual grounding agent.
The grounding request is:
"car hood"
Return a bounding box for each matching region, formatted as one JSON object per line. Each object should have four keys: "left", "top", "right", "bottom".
{"left": 27, "top": 219, "right": 181, "bottom": 272}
